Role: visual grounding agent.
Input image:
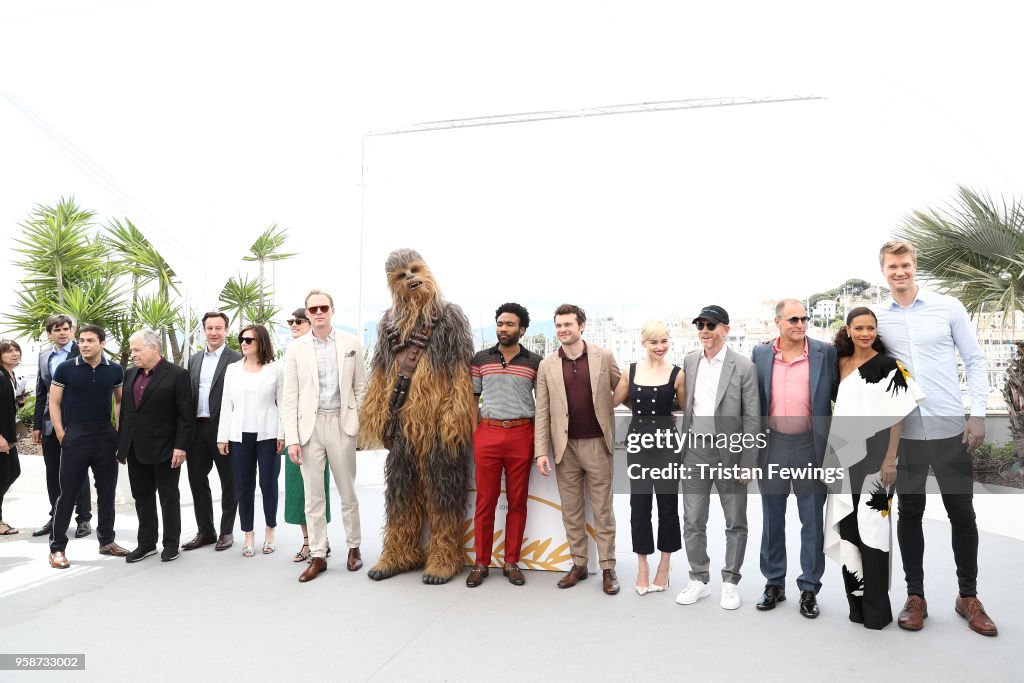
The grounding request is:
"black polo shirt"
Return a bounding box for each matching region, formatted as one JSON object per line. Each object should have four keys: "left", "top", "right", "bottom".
{"left": 52, "top": 355, "right": 125, "bottom": 426}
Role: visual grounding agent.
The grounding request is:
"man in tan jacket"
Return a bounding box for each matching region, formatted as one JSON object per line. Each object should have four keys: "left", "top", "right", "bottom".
{"left": 534, "top": 304, "right": 622, "bottom": 595}
{"left": 283, "top": 289, "right": 367, "bottom": 582}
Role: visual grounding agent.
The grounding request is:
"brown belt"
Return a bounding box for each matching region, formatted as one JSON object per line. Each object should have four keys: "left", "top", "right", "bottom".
{"left": 479, "top": 418, "right": 533, "bottom": 428}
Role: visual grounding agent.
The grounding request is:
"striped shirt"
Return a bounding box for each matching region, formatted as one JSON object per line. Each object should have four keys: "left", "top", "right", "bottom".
{"left": 312, "top": 330, "right": 342, "bottom": 411}
{"left": 471, "top": 344, "right": 542, "bottom": 420}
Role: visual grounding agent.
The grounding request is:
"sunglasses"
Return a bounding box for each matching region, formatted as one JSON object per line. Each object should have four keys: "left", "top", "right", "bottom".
{"left": 694, "top": 321, "right": 719, "bottom": 331}
{"left": 780, "top": 316, "right": 810, "bottom": 325}
{"left": 287, "top": 319, "right": 309, "bottom": 326}
{"left": 306, "top": 305, "right": 330, "bottom": 315}
{"left": 239, "top": 336, "right": 257, "bottom": 345}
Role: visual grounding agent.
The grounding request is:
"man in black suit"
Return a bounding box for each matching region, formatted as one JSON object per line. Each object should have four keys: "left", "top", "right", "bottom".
{"left": 182, "top": 312, "right": 241, "bottom": 551}
{"left": 31, "top": 314, "right": 92, "bottom": 539}
{"left": 118, "top": 328, "right": 194, "bottom": 563}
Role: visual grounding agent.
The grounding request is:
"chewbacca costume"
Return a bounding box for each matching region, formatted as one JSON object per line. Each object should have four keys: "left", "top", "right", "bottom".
{"left": 361, "top": 249, "right": 475, "bottom": 584}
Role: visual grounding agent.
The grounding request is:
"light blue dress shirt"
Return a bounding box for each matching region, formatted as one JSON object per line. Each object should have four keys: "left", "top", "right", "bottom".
{"left": 196, "top": 344, "right": 226, "bottom": 418}
{"left": 48, "top": 341, "right": 74, "bottom": 377}
{"left": 873, "top": 289, "right": 988, "bottom": 440}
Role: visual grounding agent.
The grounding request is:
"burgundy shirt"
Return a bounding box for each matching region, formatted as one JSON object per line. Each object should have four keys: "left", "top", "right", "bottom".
{"left": 132, "top": 358, "right": 164, "bottom": 407}
{"left": 559, "top": 343, "right": 603, "bottom": 439}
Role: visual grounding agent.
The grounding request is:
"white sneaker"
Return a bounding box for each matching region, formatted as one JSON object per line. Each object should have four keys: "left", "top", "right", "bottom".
{"left": 720, "top": 583, "right": 741, "bottom": 610}
{"left": 675, "top": 580, "right": 710, "bottom": 605}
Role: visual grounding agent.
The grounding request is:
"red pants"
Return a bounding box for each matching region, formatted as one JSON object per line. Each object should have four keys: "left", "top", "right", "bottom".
{"left": 472, "top": 422, "right": 534, "bottom": 565}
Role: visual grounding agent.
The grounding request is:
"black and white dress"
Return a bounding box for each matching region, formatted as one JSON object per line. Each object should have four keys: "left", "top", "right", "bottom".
{"left": 824, "top": 353, "right": 925, "bottom": 629}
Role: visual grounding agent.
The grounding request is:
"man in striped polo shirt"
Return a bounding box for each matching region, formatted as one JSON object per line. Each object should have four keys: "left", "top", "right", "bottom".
{"left": 466, "top": 303, "right": 542, "bottom": 587}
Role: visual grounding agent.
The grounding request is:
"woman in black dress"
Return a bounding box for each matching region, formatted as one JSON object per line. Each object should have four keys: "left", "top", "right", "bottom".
{"left": 613, "top": 320, "right": 685, "bottom": 595}
{"left": 1, "top": 339, "right": 25, "bottom": 536}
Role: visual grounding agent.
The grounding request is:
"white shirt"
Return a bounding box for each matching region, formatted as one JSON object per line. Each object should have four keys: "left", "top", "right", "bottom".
{"left": 873, "top": 289, "right": 987, "bottom": 440}
{"left": 196, "top": 344, "right": 226, "bottom": 418}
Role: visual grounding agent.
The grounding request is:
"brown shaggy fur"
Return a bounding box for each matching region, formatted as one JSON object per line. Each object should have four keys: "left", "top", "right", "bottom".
{"left": 362, "top": 249, "right": 475, "bottom": 584}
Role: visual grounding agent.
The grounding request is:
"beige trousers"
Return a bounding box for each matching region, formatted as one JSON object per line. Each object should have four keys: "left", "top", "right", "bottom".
{"left": 555, "top": 437, "right": 616, "bottom": 569}
{"left": 301, "top": 411, "right": 360, "bottom": 558}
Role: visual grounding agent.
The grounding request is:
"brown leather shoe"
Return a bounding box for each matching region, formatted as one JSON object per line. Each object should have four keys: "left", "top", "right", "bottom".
{"left": 466, "top": 564, "right": 489, "bottom": 587}
{"left": 215, "top": 534, "right": 234, "bottom": 551}
{"left": 346, "top": 547, "right": 363, "bottom": 571}
{"left": 955, "top": 596, "right": 998, "bottom": 636}
{"left": 49, "top": 551, "right": 70, "bottom": 569}
{"left": 181, "top": 532, "right": 217, "bottom": 551}
{"left": 299, "top": 557, "right": 327, "bottom": 582}
{"left": 503, "top": 562, "right": 525, "bottom": 586}
{"left": 557, "top": 564, "right": 588, "bottom": 589}
{"left": 602, "top": 568, "right": 620, "bottom": 595}
{"left": 897, "top": 595, "right": 928, "bottom": 631}
{"left": 99, "top": 542, "right": 130, "bottom": 557}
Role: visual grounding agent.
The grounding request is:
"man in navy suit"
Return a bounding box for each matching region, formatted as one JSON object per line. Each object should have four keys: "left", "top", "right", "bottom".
{"left": 751, "top": 298, "right": 838, "bottom": 619}
{"left": 31, "top": 314, "right": 92, "bottom": 539}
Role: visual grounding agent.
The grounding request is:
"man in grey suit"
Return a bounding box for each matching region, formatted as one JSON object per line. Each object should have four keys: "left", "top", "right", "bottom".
{"left": 751, "top": 298, "right": 838, "bottom": 619}
{"left": 182, "top": 312, "right": 242, "bottom": 551}
{"left": 676, "top": 306, "right": 760, "bottom": 610}
{"left": 31, "top": 314, "right": 92, "bottom": 539}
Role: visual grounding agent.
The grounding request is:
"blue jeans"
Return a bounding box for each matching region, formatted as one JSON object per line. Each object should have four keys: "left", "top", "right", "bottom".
{"left": 232, "top": 433, "right": 281, "bottom": 533}
{"left": 759, "top": 431, "right": 825, "bottom": 593}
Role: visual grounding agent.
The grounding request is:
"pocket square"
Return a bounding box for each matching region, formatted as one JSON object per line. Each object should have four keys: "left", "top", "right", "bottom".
{"left": 345, "top": 350, "right": 356, "bottom": 356}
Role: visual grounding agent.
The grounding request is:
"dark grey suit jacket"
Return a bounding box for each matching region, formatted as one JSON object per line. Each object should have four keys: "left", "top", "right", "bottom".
{"left": 680, "top": 347, "right": 761, "bottom": 469}
{"left": 187, "top": 346, "right": 241, "bottom": 425}
{"left": 34, "top": 341, "right": 81, "bottom": 435}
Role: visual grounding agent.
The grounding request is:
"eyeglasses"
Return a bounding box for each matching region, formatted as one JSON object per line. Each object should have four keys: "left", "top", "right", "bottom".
{"left": 780, "top": 316, "right": 810, "bottom": 325}
{"left": 306, "top": 305, "right": 330, "bottom": 315}
{"left": 239, "top": 336, "right": 256, "bottom": 345}
{"left": 287, "top": 319, "right": 308, "bottom": 326}
{"left": 694, "top": 321, "right": 719, "bottom": 331}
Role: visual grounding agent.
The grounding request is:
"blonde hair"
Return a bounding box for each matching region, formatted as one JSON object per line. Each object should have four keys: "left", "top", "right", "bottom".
{"left": 640, "top": 319, "right": 669, "bottom": 342}
{"left": 879, "top": 240, "right": 917, "bottom": 267}
{"left": 304, "top": 289, "right": 335, "bottom": 307}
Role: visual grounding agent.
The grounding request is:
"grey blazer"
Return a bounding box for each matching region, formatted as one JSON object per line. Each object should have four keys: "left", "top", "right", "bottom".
{"left": 680, "top": 347, "right": 761, "bottom": 469}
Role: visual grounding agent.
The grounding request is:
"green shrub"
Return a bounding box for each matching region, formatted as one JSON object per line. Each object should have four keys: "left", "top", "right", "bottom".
{"left": 17, "top": 395, "right": 35, "bottom": 429}
{"left": 972, "top": 441, "right": 1016, "bottom": 462}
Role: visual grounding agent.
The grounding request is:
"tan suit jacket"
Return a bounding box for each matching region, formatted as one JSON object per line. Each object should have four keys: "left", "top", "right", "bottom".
{"left": 534, "top": 342, "right": 621, "bottom": 463}
{"left": 282, "top": 330, "right": 367, "bottom": 447}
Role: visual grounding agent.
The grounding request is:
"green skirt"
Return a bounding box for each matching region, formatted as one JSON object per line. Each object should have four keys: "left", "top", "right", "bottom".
{"left": 283, "top": 453, "right": 331, "bottom": 525}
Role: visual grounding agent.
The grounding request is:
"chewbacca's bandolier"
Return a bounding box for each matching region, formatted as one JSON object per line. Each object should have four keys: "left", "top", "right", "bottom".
{"left": 361, "top": 249, "right": 475, "bottom": 584}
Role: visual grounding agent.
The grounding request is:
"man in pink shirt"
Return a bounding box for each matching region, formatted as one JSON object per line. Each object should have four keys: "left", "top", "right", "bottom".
{"left": 751, "top": 298, "right": 838, "bottom": 619}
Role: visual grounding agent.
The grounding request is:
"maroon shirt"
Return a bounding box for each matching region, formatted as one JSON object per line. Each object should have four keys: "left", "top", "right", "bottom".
{"left": 559, "top": 343, "right": 603, "bottom": 439}
{"left": 132, "top": 358, "right": 164, "bottom": 406}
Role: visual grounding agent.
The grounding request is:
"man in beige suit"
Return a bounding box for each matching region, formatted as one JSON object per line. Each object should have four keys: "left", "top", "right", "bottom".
{"left": 534, "top": 303, "right": 622, "bottom": 595}
{"left": 283, "top": 289, "right": 367, "bottom": 582}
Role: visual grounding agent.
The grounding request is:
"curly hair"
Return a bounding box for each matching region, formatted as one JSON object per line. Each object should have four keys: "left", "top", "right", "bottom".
{"left": 834, "top": 306, "right": 888, "bottom": 357}
{"left": 495, "top": 302, "right": 530, "bottom": 329}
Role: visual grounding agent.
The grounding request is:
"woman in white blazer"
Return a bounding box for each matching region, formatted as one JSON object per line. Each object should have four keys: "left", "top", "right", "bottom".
{"left": 217, "top": 324, "right": 284, "bottom": 557}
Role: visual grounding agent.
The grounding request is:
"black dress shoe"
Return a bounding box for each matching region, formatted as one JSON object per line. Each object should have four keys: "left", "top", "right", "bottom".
{"left": 75, "top": 521, "right": 93, "bottom": 538}
{"left": 32, "top": 520, "right": 54, "bottom": 537}
{"left": 799, "top": 590, "right": 820, "bottom": 618}
{"left": 756, "top": 584, "right": 786, "bottom": 611}
{"left": 161, "top": 547, "right": 180, "bottom": 562}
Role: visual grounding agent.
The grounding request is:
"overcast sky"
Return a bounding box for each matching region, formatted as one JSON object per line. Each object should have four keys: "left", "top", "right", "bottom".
{"left": 2, "top": 0, "right": 1022, "bottom": 339}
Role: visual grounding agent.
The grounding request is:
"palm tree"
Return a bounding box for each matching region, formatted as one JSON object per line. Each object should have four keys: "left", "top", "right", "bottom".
{"left": 896, "top": 186, "right": 1024, "bottom": 463}
{"left": 12, "top": 197, "right": 103, "bottom": 306}
{"left": 219, "top": 274, "right": 262, "bottom": 332}
{"left": 242, "top": 223, "right": 295, "bottom": 322}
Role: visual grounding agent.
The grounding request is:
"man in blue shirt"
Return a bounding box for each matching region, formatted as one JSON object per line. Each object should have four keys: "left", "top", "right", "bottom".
{"left": 874, "top": 239, "right": 998, "bottom": 637}
{"left": 46, "top": 325, "right": 128, "bottom": 569}
{"left": 31, "top": 314, "right": 93, "bottom": 539}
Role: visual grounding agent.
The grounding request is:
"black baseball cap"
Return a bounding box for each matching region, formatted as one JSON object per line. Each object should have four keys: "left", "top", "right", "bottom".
{"left": 692, "top": 305, "right": 729, "bottom": 326}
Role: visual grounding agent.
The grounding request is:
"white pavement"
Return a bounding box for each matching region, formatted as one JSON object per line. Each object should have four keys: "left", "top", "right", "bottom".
{"left": 1, "top": 452, "right": 1021, "bottom": 682}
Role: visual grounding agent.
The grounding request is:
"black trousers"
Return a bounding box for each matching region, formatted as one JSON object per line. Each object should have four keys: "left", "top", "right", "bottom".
{"left": 896, "top": 435, "right": 978, "bottom": 597}
{"left": 187, "top": 420, "right": 236, "bottom": 536}
{"left": 127, "top": 447, "right": 182, "bottom": 550}
{"left": 1, "top": 446, "right": 21, "bottom": 520}
{"left": 43, "top": 430, "right": 91, "bottom": 523}
{"left": 50, "top": 423, "right": 118, "bottom": 552}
